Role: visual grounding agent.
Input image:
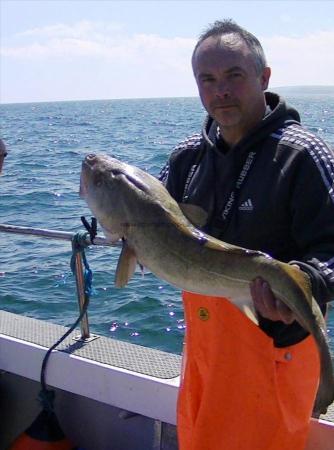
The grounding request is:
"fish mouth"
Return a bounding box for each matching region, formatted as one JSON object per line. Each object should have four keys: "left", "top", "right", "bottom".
{"left": 80, "top": 154, "right": 97, "bottom": 197}
{"left": 83, "top": 153, "right": 98, "bottom": 169}
{"left": 79, "top": 174, "right": 86, "bottom": 198}
{"left": 82, "top": 153, "right": 124, "bottom": 177}
{"left": 79, "top": 153, "right": 97, "bottom": 198}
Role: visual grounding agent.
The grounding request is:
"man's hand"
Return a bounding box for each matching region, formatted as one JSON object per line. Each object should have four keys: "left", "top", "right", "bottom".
{"left": 250, "top": 277, "right": 296, "bottom": 324}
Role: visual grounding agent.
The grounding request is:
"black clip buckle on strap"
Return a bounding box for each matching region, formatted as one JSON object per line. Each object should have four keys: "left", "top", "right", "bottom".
{"left": 81, "top": 216, "right": 97, "bottom": 244}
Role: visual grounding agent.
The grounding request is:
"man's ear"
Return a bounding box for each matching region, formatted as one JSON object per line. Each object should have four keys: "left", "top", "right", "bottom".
{"left": 261, "top": 67, "right": 271, "bottom": 91}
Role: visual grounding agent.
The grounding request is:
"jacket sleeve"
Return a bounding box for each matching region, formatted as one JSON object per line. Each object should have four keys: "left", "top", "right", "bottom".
{"left": 158, "top": 134, "right": 204, "bottom": 202}
{"left": 158, "top": 148, "right": 186, "bottom": 201}
{"left": 288, "top": 138, "right": 334, "bottom": 305}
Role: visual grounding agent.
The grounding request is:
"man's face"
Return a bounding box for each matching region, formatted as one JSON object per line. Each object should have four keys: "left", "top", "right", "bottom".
{"left": 192, "top": 35, "right": 271, "bottom": 142}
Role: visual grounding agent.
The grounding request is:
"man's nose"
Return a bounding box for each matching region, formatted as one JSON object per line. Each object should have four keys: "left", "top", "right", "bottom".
{"left": 215, "top": 80, "right": 230, "bottom": 98}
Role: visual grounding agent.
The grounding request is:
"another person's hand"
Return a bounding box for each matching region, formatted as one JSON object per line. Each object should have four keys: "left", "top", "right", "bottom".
{"left": 250, "top": 277, "right": 296, "bottom": 324}
{"left": 0, "top": 139, "right": 8, "bottom": 174}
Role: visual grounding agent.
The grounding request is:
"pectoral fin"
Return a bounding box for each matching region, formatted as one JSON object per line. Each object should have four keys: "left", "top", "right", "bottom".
{"left": 278, "top": 261, "right": 313, "bottom": 305}
{"left": 115, "top": 241, "right": 137, "bottom": 288}
{"left": 242, "top": 304, "right": 259, "bottom": 325}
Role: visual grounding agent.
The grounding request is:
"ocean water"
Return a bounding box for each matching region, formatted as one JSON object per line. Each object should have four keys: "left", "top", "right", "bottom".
{"left": 0, "top": 91, "right": 333, "bottom": 355}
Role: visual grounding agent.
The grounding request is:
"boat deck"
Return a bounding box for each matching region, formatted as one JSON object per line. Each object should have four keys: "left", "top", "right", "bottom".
{"left": 0, "top": 309, "right": 333, "bottom": 422}
{"left": 0, "top": 309, "right": 333, "bottom": 450}
{"left": 0, "top": 309, "right": 181, "bottom": 449}
{"left": 0, "top": 310, "right": 181, "bottom": 379}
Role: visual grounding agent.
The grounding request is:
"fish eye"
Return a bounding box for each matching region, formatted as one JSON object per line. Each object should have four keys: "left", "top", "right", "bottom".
{"left": 111, "top": 168, "right": 123, "bottom": 177}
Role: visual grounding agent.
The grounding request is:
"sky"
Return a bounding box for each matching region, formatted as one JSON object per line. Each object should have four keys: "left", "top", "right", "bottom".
{"left": 1, "top": 0, "right": 334, "bottom": 104}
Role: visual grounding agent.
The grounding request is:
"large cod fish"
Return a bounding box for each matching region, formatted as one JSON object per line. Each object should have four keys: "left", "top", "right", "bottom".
{"left": 80, "top": 153, "right": 334, "bottom": 415}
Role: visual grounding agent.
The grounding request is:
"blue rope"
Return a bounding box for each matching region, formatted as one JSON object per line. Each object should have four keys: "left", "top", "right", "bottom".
{"left": 70, "top": 230, "right": 93, "bottom": 296}
{"left": 39, "top": 230, "right": 93, "bottom": 411}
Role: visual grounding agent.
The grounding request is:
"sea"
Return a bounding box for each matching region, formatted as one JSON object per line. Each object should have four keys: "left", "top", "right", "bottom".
{"left": 0, "top": 88, "right": 333, "bottom": 356}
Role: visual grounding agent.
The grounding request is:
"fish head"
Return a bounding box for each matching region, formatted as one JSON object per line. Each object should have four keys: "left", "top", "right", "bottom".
{"left": 80, "top": 153, "right": 153, "bottom": 242}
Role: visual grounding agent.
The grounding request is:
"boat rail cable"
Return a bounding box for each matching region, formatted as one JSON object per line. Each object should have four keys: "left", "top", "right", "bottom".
{"left": 0, "top": 222, "right": 113, "bottom": 246}
{"left": 39, "top": 289, "right": 90, "bottom": 412}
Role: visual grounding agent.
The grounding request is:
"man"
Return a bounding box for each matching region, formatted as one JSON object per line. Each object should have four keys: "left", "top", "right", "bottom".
{"left": 0, "top": 139, "right": 7, "bottom": 174}
{"left": 160, "top": 20, "right": 334, "bottom": 450}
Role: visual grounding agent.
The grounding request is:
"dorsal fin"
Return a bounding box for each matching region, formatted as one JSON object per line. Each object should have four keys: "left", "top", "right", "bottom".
{"left": 158, "top": 194, "right": 264, "bottom": 257}
{"left": 179, "top": 203, "right": 208, "bottom": 228}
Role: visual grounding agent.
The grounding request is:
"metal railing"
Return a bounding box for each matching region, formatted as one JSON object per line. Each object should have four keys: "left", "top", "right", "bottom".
{"left": 0, "top": 222, "right": 119, "bottom": 341}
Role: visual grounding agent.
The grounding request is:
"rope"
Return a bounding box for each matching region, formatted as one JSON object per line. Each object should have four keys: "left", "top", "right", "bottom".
{"left": 70, "top": 230, "right": 93, "bottom": 291}
{"left": 39, "top": 223, "right": 95, "bottom": 412}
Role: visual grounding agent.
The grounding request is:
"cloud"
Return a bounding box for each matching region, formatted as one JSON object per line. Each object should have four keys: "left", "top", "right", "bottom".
{"left": 2, "top": 20, "right": 195, "bottom": 72}
{"left": 16, "top": 20, "right": 124, "bottom": 39}
{"left": 262, "top": 31, "right": 334, "bottom": 86}
{"left": 1, "top": 21, "right": 333, "bottom": 103}
{"left": 3, "top": 21, "right": 333, "bottom": 86}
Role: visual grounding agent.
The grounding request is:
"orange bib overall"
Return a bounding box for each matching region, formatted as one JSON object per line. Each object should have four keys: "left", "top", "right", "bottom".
{"left": 177, "top": 292, "right": 320, "bottom": 450}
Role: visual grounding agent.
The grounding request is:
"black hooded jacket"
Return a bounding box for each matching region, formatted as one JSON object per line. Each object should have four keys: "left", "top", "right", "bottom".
{"left": 160, "top": 92, "right": 334, "bottom": 347}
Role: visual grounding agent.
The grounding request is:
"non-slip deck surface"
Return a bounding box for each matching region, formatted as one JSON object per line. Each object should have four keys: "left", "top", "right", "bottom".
{"left": 0, "top": 310, "right": 181, "bottom": 379}
{"left": 0, "top": 309, "right": 333, "bottom": 423}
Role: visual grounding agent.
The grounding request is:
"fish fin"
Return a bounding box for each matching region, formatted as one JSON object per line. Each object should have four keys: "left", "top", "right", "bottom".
{"left": 174, "top": 208, "right": 266, "bottom": 256}
{"left": 278, "top": 262, "right": 313, "bottom": 302}
{"left": 242, "top": 305, "right": 259, "bottom": 325}
{"left": 204, "top": 235, "right": 266, "bottom": 256}
{"left": 115, "top": 241, "right": 137, "bottom": 288}
{"left": 179, "top": 203, "right": 208, "bottom": 228}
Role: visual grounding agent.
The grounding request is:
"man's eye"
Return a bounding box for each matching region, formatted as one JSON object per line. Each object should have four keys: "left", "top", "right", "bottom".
{"left": 230, "top": 72, "right": 242, "bottom": 79}
{"left": 200, "top": 77, "right": 214, "bottom": 84}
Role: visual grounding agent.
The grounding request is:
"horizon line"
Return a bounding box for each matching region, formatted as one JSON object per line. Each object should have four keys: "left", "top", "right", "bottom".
{"left": 1, "top": 85, "right": 334, "bottom": 106}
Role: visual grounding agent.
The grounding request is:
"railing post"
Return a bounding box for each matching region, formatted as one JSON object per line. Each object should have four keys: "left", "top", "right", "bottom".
{"left": 73, "top": 251, "right": 91, "bottom": 340}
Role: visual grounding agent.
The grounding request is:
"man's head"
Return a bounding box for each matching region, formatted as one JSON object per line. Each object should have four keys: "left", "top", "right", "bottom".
{"left": 192, "top": 20, "right": 271, "bottom": 145}
{"left": 192, "top": 20, "right": 267, "bottom": 76}
{"left": 0, "top": 140, "right": 7, "bottom": 175}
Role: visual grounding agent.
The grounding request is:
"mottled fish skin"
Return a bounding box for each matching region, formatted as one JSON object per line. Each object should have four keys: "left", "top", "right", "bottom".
{"left": 80, "top": 153, "right": 334, "bottom": 415}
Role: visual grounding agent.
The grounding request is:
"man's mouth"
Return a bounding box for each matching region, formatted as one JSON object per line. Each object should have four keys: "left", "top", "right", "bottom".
{"left": 214, "top": 104, "right": 237, "bottom": 110}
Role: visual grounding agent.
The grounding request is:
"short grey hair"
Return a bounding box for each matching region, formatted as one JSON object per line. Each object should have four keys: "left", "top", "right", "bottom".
{"left": 192, "top": 19, "right": 267, "bottom": 74}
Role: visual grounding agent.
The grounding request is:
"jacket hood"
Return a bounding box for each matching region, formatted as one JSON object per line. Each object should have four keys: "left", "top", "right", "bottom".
{"left": 202, "top": 92, "right": 301, "bottom": 153}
